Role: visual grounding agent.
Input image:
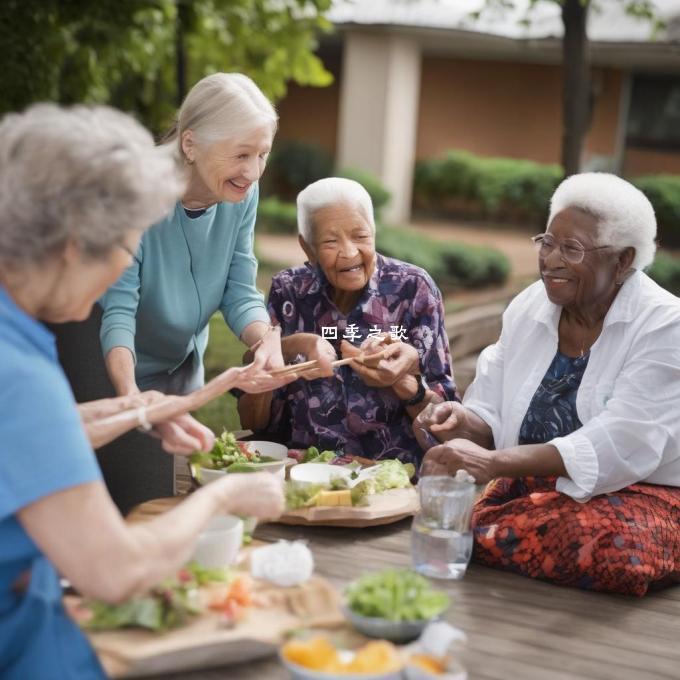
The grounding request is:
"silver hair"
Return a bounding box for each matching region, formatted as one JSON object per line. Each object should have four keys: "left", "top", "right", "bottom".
{"left": 0, "top": 103, "right": 184, "bottom": 268}
{"left": 164, "top": 72, "right": 278, "bottom": 159}
{"left": 296, "top": 177, "right": 376, "bottom": 245}
{"left": 548, "top": 172, "right": 656, "bottom": 270}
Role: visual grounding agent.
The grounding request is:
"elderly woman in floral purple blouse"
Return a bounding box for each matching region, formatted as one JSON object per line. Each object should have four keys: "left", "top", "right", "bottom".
{"left": 238, "top": 177, "right": 458, "bottom": 466}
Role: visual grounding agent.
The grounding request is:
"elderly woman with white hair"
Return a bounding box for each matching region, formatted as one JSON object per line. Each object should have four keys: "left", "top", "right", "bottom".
{"left": 238, "top": 177, "right": 457, "bottom": 466}
{"left": 415, "top": 173, "right": 680, "bottom": 596}
{"left": 0, "top": 104, "right": 284, "bottom": 679}
{"left": 99, "top": 73, "right": 285, "bottom": 480}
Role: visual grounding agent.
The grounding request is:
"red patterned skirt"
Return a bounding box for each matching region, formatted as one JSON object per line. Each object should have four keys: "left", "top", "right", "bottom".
{"left": 472, "top": 477, "right": 680, "bottom": 597}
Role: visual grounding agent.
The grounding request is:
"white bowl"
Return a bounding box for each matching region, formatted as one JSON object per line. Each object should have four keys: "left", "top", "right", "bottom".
{"left": 190, "top": 515, "right": 243, "bottom": 568}
{"left": 289, "top": 463, "right": 352, "bottom": 487}
{"left": 197, "top": 441, "right": 290, "bottom": 484}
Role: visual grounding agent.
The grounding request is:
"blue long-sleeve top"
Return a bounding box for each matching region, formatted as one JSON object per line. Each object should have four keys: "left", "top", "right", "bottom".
{"left": 100, "top": 184, "right": 269, "bottom": 383}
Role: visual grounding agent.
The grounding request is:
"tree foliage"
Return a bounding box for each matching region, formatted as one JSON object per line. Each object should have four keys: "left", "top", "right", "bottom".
{"left": 0, "top": 0, "right": 333, "bottom": 134}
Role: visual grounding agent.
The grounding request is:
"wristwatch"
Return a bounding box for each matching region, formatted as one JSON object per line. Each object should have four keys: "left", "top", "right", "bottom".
{"left": 403, "top": 375, "right": 428, "bottom": 406}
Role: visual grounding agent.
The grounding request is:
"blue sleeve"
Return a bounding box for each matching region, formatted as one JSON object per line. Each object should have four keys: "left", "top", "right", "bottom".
{"left": 0, "top": 360, "right": 102, "bottom": 521}
{"left": 220, "top": 184, "right": 270, "bottom": 337}
{"left": 99, "top": 243, "right": 142, "bottom": 363}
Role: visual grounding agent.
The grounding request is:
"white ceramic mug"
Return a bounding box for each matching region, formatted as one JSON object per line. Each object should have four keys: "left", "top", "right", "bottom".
{"left": 191, "top": 515, "right": 244, "bottom": 568}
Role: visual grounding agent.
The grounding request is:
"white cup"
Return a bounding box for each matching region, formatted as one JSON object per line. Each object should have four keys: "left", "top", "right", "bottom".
{"left": 191, "top": 515, "right": 244, "bottom": 569}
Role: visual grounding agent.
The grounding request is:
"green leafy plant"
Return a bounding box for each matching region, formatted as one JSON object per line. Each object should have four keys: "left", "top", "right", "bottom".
{"left": 345, "top": 569, "right": 449, "bottom": 622}
{"left": 632, "top": 175, "right": 680, "bottom": 248}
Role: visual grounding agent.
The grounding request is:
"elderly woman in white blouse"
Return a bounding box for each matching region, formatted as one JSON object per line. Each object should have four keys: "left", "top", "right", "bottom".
{"left": 415, "top": 173, "right": 680, "bottom": 596}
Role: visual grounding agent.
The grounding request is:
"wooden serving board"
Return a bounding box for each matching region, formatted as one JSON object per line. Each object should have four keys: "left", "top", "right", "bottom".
{"left": 278, "top": 487, "right": 419, "bottom": 528}
{"left": 70, "top": 575, "right": 343, "bottom": 678}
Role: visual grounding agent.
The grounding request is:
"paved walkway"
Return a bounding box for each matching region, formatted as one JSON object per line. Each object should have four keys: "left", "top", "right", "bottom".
{"left": 255, "top": 218, "right": 538, "bottom": 309}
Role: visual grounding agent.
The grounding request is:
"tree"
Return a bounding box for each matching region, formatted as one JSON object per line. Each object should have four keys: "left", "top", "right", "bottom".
{"left": 0, "top": 0, "right": 333, "bottom": 135}
{"left": 473, "top": 0, "right": 663, "bottom": 176}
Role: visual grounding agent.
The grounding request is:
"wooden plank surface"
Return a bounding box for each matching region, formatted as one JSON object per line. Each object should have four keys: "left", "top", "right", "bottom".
{"left": 147, "top": 517, "right": 679, "bottom": 680}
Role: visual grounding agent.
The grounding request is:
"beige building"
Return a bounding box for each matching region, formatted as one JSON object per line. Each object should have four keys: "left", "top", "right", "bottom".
{"left": 276, "top": 0, "right": 680, "bottom": 223}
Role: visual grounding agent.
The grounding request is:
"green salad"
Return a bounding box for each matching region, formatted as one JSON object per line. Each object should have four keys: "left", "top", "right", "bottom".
{"left": 345, "top": 569, "right": 449, "bottom": 622}
{"left": 82, "top": 563, "right": 229, "bottom": 632}
{"left": 189, "top": 430, "right": 277, "bottom": 475}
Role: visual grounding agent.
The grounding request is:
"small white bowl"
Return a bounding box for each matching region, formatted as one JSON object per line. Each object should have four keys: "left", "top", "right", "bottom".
{"left": 289, "top": 463, "right": 352, "bottom": 487}
{"left": 190, "top": 515, "right": 243, "bottom": 569}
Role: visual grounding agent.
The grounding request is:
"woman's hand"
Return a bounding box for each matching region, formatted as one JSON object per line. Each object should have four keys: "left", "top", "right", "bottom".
{"left": 420, "top": 438, "right": 497, "bottom": 484}
{"left": 342, "top": 336, "right": 419, "bottom": 388}
{"left": 413, "top": 401, "right": 473, "bottom": 448}
{"left": 213, "top": 472, "right": 285, "bottom": 519}
{"left": 293, "top": 334, "right": 336, "bottom": 380}
{"left": 251, "top": 325, "right": 285, "bottom": 371}
{"left": 150, "top": 414, "right": 215, "bottom": 455}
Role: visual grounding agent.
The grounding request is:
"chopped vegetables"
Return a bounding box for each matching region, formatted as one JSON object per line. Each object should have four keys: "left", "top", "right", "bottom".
{"left": 345, "top": 569, "right": 449, "bottom": 622}
{"left": 189, "top": 431, "right": 276, "bottom": 475}
{"left": 302, "top": 446, "right": 338, "bottom": 464}
{"left": 82, "top": 563, "right": 230, "bottom": 632}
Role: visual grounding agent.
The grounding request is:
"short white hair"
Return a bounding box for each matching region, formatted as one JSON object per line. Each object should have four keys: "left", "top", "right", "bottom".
{"left": 165, "top": 72, "right": 278, "bottom": 159}
{"left": 0, "top": 103, "right": 184, "bottom": 268}
{"left": 296, "top": 177, "right": 375, "bottom": 245}
{"left": 548, "top": 172, "right": 656, "bottom": 270}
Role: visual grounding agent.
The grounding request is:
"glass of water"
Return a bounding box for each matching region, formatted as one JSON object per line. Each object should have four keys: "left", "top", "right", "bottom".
{"left": 411, "top": 473, "right": 476, "bottom": 580}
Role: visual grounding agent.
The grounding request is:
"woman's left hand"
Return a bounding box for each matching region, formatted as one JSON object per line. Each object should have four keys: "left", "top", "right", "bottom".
{"left": 342, "top": 336, "right": 419, "bottom": 388}
{"left": 420, "top": 438, "right": 497, "bottom": 484}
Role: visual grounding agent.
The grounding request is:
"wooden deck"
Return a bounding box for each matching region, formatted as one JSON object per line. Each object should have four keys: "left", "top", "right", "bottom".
{"left": 164, "top": 518, "right": 680, "bottom": 680}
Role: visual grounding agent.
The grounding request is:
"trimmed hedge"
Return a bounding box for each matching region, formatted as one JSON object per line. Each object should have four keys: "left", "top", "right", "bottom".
{"left": 414, "top": 150, "right": 562, "bottom": 226}
{"left": 376, "top": 225, "right": 510, "bottom": 290}
{"left": 632, "top": 175, "right": 680, "bottom": 248}
{"left": 647, "top": 252, "right": 680, "bottom": 295}
{"left": 257, "top": 197, "right": 298, "bottom": 234}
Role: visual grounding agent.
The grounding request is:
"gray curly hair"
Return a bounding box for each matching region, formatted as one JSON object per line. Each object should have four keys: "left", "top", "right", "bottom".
{"left": 0, "top": 103, "right": 185, "bottom": 269}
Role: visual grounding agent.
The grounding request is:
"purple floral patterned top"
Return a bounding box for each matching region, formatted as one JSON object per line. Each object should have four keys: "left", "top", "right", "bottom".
{"left": 260, "top": 254, "right": 458, "bottom": 467}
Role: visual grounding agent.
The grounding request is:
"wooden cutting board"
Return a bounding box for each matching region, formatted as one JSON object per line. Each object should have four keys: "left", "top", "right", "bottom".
{"left": 70, "top": 575, "right": 343, "bottom": 678}
{"left": 278, "top": 487, "right": 419, "bottom": 528}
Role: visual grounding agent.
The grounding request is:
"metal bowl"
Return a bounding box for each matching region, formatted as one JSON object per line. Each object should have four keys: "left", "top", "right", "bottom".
{"left": 342, "top": 606, "right": 439, "bottom": 644}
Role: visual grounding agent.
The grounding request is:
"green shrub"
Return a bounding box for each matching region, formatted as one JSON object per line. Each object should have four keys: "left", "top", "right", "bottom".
{"left": 257, "top": 197, "right": 298, "bottom": 234}
{"left": 338, "top": 166, "right": 391, "bottom": 218}
{"left": 413, "top": 150, "right": 561, "bottom": 226}
{"left": 376, "top": 225, "right": 510, "bottom": 290}
{"left": 647, "top": 252, "right": 680, "bottom": 295}
{"left": 632, "top": 175, "right": 680, "bottom": 248}
{"left": 262, "top": 140, "right": 333, "bottom": 201}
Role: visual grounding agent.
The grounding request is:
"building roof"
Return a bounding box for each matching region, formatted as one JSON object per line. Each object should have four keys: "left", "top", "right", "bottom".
{"left": 328, "top": 0, "right": 680, "bottom": 69}
{"left": 329, "top": 0, "right": 680, "bottom": 43}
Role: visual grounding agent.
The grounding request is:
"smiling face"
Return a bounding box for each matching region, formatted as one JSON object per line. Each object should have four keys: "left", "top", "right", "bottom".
{"left": 540, "top": 206, "right": 630, "bottom": 311}
{"left": 183, "top": 126, "right": 272, "bottom": 204}
{"left": 302, "top": 202, "right": 376, "bottom": 294}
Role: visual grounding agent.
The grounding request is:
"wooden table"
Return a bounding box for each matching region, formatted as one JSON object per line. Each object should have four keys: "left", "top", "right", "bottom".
{"left": 154, "top": 517, "right": 679, "bottom": 680}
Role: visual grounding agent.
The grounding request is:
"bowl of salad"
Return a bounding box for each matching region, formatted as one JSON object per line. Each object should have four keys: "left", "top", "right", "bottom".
{"left": 343, "top": 570, "right": 450, "bottom": 643}
{"left": 190, "top": 431, "right": 289, "bottom": 484}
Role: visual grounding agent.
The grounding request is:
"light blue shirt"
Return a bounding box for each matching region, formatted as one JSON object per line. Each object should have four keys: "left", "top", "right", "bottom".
{"left": 100, "top": 184, "right": 270, "bottom": 385}
{"left": 0, "top": 286, "right": 105, "bottom": 679}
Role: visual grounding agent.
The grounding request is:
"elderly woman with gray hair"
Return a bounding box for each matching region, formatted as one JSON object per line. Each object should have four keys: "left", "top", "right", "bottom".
{"left": 97, "top": 73, "right": 287, "bottom": 500}
{"left": 415, "top": 173, "right": 680, "bottom": 596}
{"left": 238, "top": 177, "right": 458, "bottom": 467}
{"left": 0, "top": 104, "right": 284, "bottom": 679}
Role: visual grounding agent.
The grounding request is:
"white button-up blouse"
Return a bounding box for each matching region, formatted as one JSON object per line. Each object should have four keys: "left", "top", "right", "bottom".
{"left": 463, "top": 270, "right": 680, "bottom": 501}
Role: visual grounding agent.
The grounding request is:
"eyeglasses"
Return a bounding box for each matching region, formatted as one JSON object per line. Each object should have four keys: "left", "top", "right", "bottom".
{"left": 531, "top": 233, "right": 612, "bottom": 265}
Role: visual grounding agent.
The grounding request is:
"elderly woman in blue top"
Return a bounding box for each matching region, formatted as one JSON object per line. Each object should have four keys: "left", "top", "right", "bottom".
{"left": 0, "top": 104, "right": 284, "bottom": 679}
{"left": 415, "top": 173, "right": 680, "bottom": 596}
{"left": 100, "top": 72, "right": 284, "bottom": 456}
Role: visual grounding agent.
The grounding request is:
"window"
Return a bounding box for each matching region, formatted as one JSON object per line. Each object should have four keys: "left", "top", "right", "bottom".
{"left": 627, "top": 74, "right": 680, "bottom": 151}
